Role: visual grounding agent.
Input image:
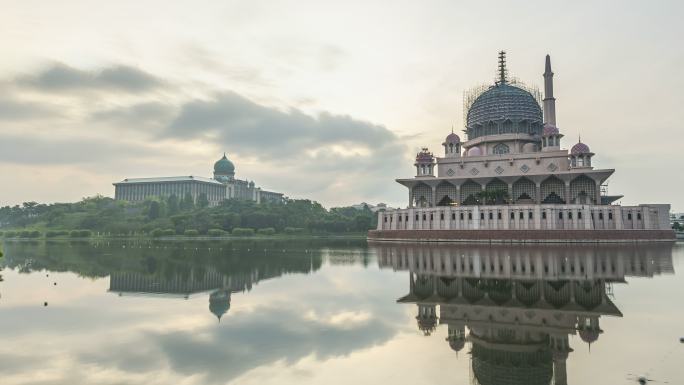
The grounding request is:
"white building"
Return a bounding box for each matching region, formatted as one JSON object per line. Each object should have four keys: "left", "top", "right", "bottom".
{"left": 371, "top": 52, "right": 674, "bottom": 242}
{"left": 113, "top": 153, "right": 283, "bottom": 206}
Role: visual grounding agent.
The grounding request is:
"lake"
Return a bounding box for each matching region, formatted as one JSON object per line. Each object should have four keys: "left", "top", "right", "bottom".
{"left": 1, "top": 239, "right": 682, "bottom": 385}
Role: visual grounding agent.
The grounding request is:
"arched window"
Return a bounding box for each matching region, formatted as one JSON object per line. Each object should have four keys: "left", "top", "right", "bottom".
{"left": 493, "top": 143, "right": 510, "bottom": 155}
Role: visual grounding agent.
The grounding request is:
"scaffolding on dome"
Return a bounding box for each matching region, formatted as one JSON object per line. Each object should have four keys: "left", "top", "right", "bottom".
{"left": 462, "top": 80, "right": 542, "bottom": 129}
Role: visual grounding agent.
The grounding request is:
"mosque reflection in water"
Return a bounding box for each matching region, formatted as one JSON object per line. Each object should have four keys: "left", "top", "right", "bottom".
{"left": 374, "top": 243, "right": 675, "bottom": 385}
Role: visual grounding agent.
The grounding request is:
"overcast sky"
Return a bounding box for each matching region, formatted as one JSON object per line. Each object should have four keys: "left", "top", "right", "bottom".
{"left": 1, "top": 0, "right": 683, "bottom": 210}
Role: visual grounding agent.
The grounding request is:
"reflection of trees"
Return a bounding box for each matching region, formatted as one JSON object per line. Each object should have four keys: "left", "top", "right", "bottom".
{"left": 0, "top": 239, "right": 353, "bottom": 281}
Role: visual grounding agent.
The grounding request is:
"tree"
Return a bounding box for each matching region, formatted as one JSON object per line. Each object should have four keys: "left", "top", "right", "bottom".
{"left": 180, "top": 192, "right": 195, "bottom": 211}
{"left": 167, "top": 194, "right": 179, "bottom": 215}
{"left": 148, "top": 200, "right": 162, "bottom": 220}
{"left": 197, "top": 192, "right": 209, "bottom": 208}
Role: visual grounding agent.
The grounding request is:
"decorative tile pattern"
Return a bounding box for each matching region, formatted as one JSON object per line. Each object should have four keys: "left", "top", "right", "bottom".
{"left": 494, "top": 166, "right": 504, "bottom": 175}
{"left": 470, "top": 168, "right": 479, "bottom": 176}
{"left": 446, "top": 168, "right": 455, "bottom": 176}
{"left": 547, "top": 163, "right": 558, "bottom": 172}
{"left": 520, "top": 164, "right": 530, "bottom": 173}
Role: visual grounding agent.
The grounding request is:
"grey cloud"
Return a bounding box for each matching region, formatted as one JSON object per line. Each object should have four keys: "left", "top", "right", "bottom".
{"left": 154, "top": 305, "right": 399, "bottom": 384}
{"left": 167, "top": 92, "right": 401, "bottom": 158}
{"left": 0, "top": 133, "right": 165, "bottom": 166}
{"left": 17, "top": 63, "right": 164, "bottom": 92}
{"left": 0, "top": 97, "right": 62, "bottom": 121}
{"left": 90, "top": 102, "right": 176, "bottom": 128}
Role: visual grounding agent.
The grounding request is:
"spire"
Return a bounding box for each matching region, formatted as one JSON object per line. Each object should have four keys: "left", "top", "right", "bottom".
{"left": 497, "top": 50, "right": 508, "bottom": 84}
{"left": 543, "top": 54, "right": 557, "bottom": 126}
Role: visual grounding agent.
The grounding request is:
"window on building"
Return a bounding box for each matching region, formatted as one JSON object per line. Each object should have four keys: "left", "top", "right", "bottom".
{"left": 422, "top": 214, "right": 426, "bottom": 221}
{"left": 529, "top": 211, "right": 533, "bottom": 219}
{"left": 568, "top": 212, "right": 573, "bottom": 220}
{"left": 559, "top": 212, "right": 563, "bottom": 219}
{"left": 460, "top": 213, "right": 464, "bottom": 220}
{"left": 452, "top": 213, "right": 456, "bottom": 220}
{"left": 468, "top": 213, "right": 472, "bottom": 220}
{"left": 430, "top": 214, "right": 433, "bottom": 220}
{"left": 511, "top": 212, "right": 515, "bottom": 220}
{"left": 416, "top": 214, "right": 419, "bottom": 221}
{"left": 489, "top": 212, "right": 493, "bottom": 220}
{"left": 608, "top": 212, "right": 613, "bottom": 220}
{"left": 542, "top": 211, "right": 547, "bottom": 219}
{"left": 493, "top": 143, "right": 510, "bottom": 155}
{"left": 406, "top": 215, "right": 409, "bottom": 221}
{"left": 384, "top": 216, "right": 387, "bottom": 222}
{"left": 440, "top": 213, "right": 444, "bottom": 220}
{"left": 519, "top": 212, "right": 524, "bottom": 220}
{"left": 637, "top": 213, "right": 642, "bottom": 220}
{"left": 578, "top": 212, "right": 582, "bottom": 219}
{"left": 628, "top": 213, "right": 632, "bottom": 220}
{"left": 498, "top": 212, "right": 502, "bottom": 220}
{"left": 398, "top": 216, "right": 402, "bottom": 222}
{"left": 480, "top": 212, "right": 485, "bottom": 220}
{"left": 599, "top": 212, "right": 603, "bottom": 220}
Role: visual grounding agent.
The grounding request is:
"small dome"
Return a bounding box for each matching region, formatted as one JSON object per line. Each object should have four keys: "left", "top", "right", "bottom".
{"left": 542, "top": 123, "right": 559, "bottom": 136}
{"left": 579, "top": 328, "right": 600, "bottom": 344}
{"left": 415, "top": 148, "right": 435, "bottom": 163}
{"left": 522, "top": 142, "right": 537, "bottom": 153}
{"left": 571, "top": 141, "right": 591, "bottom": 155}
{"left": 443, "top": 132, "right": 460, "bottom": 145}
{"left": 209, "top": 290, "right": 231, "bottom": 321}
{"left": 214, "top": 153, "right": 235, "bottom": 175}
{"left": 447, "top": 337, "right": 466, "bottom": 352}
{"left": 467, "top": 147, "right": 482, "bottom": 157}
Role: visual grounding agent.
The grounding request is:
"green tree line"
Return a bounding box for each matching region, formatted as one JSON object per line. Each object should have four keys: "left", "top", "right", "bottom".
{"left": 0, "top": 195, "right": 377, "bottom": 237}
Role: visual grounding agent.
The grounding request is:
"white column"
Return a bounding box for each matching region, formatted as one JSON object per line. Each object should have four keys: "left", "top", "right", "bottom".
{"left": 473, "top": 206, "right": 480, "bottom": 230}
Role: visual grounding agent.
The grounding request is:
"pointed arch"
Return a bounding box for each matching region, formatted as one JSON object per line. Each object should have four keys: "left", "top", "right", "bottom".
{"left": 412, "top": 182, "right": 433, "bottom": 207}
{"left": 540, "top": 176, "right": 566, "bottom": 204}
{"left": 485, "top": 178, "right": 509, "bottom": 204}
{"left": 435, "top": 181, "right": 457, "bottom": 206}
{"left": 512, "top": 177, "right": 536, "bottom": 203}
{"left": 569, "top": 175, "right": 597, "bottom": 204}
{"left": 460, "top": 180, "right": 482, "bottom": 206}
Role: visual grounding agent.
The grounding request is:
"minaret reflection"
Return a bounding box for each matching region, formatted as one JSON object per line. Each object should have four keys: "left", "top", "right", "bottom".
{"left": 374, "top": 243, "right": 674, "bottom": 385}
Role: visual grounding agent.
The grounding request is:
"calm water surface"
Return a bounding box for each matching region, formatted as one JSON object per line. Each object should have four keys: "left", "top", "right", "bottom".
{"left": 1, "top": 239, "right": 683, "bottom": 385}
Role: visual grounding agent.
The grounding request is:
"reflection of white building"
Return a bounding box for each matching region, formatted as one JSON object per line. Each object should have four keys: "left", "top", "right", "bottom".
{"left": 113, "top": 153, "right": 283, "bottom": 206}
{"left": 375, "top": 242, "right": 674, "bottom": 385}
{"left": 371, "top": 52, "right": 673, "bottom": 241}
{"left": 109, "top": 267, "right": 262, "bottom": 321}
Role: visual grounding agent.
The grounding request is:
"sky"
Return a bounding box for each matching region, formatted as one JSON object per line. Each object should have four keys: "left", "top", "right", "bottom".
{"left": 1, "top": 0, "right": 683, "bottom": 210}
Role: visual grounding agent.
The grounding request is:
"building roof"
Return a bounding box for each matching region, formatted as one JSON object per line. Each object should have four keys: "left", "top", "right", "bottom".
{"left": 114, "top": 176, "right": 224, "bottom": 185}
{"left": 571, "top": 141, "right": 592, "bottom": 155}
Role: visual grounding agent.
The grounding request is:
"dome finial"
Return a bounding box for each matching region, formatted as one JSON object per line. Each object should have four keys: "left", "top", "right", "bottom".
{"left": 497, "top": 50, "right": 507, "bottom": 84}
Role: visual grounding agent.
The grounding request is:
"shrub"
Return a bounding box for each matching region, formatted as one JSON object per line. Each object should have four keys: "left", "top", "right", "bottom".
{"left": 19, "top": 230, "right": 41, "bottom": 238}
{"left": 283, "top": 227, "right": 305, "bottom": 234}
{"left": 4, "top": 231, "right": 17, "bottom": 238}
{"left": 150, "top": 228, "right": 164, "bottom": 237}
{"left": 231, "top": 227, "right": 254, "bottom": 236}
{"left": 68, "top": 229, "right": 91, "bottom": 238}
{"left": 256, "top": 227, "right": 276, "bottom": 236}
{"left": 46, "top": 230, "right": 69, "bottom": 238}
{"left": 183, "top": 229, "right": 199, "bottom": 237}
{"left": 207, "top": 228, "right": 227, "bottom": 237}
{"left": 162, "top": 229, "right": 176, "bottom": 236}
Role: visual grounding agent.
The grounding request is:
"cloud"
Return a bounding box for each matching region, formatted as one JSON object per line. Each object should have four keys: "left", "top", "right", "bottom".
{"left": 0, "top": 97, "right": 62, "bottom": 121}
{"left": 90, "top": 102, "right": 176, "bottom": 129}
{"left": 0, "top": 133, "right": 167, "bottom": 166}
{"left": 16, "top": 63, "right": 165, "bottom": 92}
{"left": 153, "top": 305, "right": 398, "bottom": 384}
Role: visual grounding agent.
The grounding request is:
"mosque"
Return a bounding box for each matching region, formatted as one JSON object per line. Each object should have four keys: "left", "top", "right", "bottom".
{"left": 374, "top": 242, "right": 675, "bottom": 385}
{"left": 113, "top": 153, "right": 283, "bottom": 206}
{"left": 370, "top": 52, "right": 673, "bottom": 242}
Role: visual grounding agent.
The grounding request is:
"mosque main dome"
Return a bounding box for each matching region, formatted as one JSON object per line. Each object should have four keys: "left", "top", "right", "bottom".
{"left": 465, "top": 52, "right": 543, "bottom": 141}
{"left": 466, "top": 83, "right": 543, "bottom": 140}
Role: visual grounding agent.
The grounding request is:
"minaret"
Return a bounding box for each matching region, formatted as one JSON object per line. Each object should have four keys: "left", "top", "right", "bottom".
{"left": 543, "top": 54, "right": 557, "bottom": 126}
